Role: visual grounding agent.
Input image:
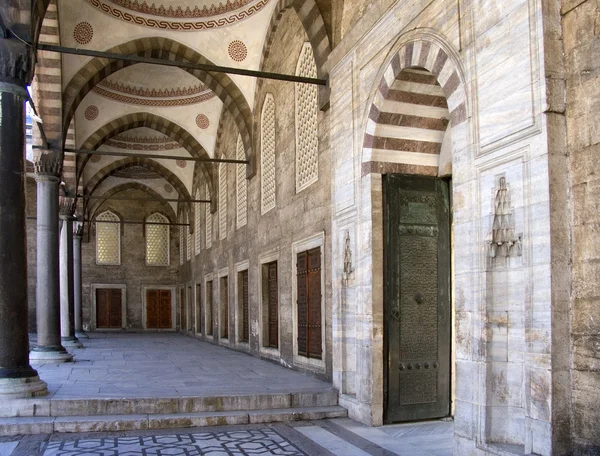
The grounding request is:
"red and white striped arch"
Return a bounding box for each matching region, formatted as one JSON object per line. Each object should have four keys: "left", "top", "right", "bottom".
{"left": 363, "top": 39, "right": 468, "bottom": 176}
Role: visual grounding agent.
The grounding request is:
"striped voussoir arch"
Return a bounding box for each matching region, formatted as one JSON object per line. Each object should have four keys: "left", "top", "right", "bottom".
{"left": 84, "top": 157, "right": 192, "bottom": 216}
{"left": 259, "top": 0, "right": 331, "bottom": 77}
{"left": 62, "top": 37, "right": 252, "bottom": 164}
{"left": 87, "top": 182, "right": 176, "bottom": 224}
{"left": 33, "top": 0, "right": 52, "bottom": 43}
{"left": 77, "top": 112, "right": 213, "bottom": 190}
{"left": 363, "top": 40, "right": 467, "bottom": 176}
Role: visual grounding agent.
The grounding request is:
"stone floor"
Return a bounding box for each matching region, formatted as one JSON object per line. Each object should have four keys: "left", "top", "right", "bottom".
{"left": 1, "top": 419, "right": 454, "bottom": 455}
{"left": 31, "top": 333, "right": 333, "bottom": 398}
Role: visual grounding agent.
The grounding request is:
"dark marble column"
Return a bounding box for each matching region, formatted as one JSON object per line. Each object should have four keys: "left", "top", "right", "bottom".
{"left": 73, "top": 222, "right": 88, "bottom": 339}
{"left": 29, "top": 154, "right": 73, "bottom": 364}
{"left": 0, "top": 39, "right": 48, "bottom": 397}
{"left": 59, "top": 197, "right": 82, "bottom": 349}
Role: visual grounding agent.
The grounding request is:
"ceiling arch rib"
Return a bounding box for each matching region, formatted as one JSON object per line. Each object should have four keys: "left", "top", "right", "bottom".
{"left": 84, "top": 157, "right": 193, "bottom": 217}
{"left": 87, "top": 181, "right": 177, "bottom": 225}
{"left": 77, "top": 112, "right": 213, "bottom": 191}
{"left": 62, "top": 37, "right": 253, "bottom": 169}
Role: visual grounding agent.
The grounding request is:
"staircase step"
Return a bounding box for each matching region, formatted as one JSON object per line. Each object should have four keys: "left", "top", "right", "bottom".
{"left": 0, "top": 406, "right": 347, "bottom": 435}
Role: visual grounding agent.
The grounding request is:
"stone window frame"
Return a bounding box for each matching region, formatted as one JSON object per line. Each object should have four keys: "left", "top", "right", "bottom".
{"left": 144, "top": 212, "right": 170, "bottom": 266}
{"left": 140, "top": 285, "right": 176, "bottom": 331}
{"left": 95, "top": 210, "right": 121, "bottom": 266}
{"left": 90, "top": 283, "right": 127, "bottom": 331}
{"left": 204, "top": 273, "right": 214, "bottom": 339}
{"left": 258, "top": 246, "right": 280, "bottom": 361}
{"left": 294, "top": 42, "right": 319, "bottom": 194}
{"left": 291, "top": 232, "right": 326, "bottom": 373}
{"left": 217, "top": 267, "right": 230, "bottom": 346}
{"left": 234, "top": 259, "right": 250, "bottom": 351}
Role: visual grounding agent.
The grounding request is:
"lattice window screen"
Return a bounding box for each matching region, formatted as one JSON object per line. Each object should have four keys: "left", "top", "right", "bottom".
{"left": 179, "top": 213, "right": 184, "bottom": 265}
{"left": 205, "top": 183, "right": 212, "bottom": 249}
{"left": 186, "top": 212, "right": 192, "bottom": 261}
{"left": 295, "top": 42, "right": 319, "bottom": 192}
{"left": 194, "top": 189, "right": 202, "bottom": 254}
{"left": 236, "top": 135, "right": 247, "bottom": 228}
{"left": 261, "top": 93, "right": 276, "bottom": 214}
{"left": 146, "top": 213, "right": 169, "bottom": 266}
{"left": 96, "top": 211, "right": 120, "bottom": 265}
{"left": 219, "top": 159, "right": 227, "bottom": 240}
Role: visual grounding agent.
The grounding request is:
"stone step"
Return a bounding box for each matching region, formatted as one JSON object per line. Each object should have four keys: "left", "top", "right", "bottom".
{"left": 0, "top": 406, "right": 348, "bottom": 435}
{"left": 0, "top": 390, "right": 339, "bottom": 417}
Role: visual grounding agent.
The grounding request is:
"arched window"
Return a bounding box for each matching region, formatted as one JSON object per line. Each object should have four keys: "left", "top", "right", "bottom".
{"left": 194, "top": 189, "right": 202, "bottom": 255}
{"left": 96, "top": 211, "right": 121, "bottom": 265}
{"left": 295, "top": 42, "right": 319, "bottom": 192}
{"left": 219, "top": 158, "right": 227, "bottom": 240}
{"left": 236, "top": 135, "right": 247, "bottom": 228}
{"left": 205, "top": 183, "right": 212, "bottom": 249}
{"left": 261, "top": 93, "right": 276, "bottom": 214}
{"left": 186, "top": 211, "right": 192, "bottom": 261}
{"left": 179, "top": 212, "right": 185, "bottom": 265}
{"left": 145, "top": 213, "right": 169, "bottom": 266}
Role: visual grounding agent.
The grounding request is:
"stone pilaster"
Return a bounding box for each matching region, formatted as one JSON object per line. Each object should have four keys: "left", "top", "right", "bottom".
{"left": 29, "top": 152, "right": 73, "bottom": 363}
{"left": 0, "top": 38, "right": 48, "bottom": 397}
{"left": 59, "top": 196, "right": 82, "bottom": 349}
{"left": 73, "top": 222, "right": 88, "bottom": 339}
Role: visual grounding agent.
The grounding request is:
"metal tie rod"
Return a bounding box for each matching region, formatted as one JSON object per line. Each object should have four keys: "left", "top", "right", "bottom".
{"left": 78, "top": 195, "right": 211, "bottom": 204}
{"left": 62, "top": 148, "right": 248, "bottom": 165}
{"left": 35, "top": 43, "right": 328, "bottom": 86}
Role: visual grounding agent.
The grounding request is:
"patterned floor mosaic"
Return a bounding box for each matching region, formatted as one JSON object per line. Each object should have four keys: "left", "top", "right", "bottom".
{"left": 42, "top": 429, "right": 306, "bottom": 456}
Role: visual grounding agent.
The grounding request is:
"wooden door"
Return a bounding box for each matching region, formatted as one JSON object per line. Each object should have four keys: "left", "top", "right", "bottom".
{"left": 383, "top": 174, "right": 451, "bottom": 423}
{"left": 180, "top": 288, "right": 186, "bottom": 330}
{"left": 96, "top": 288, "right": 122, "bottom": 329}
{"left": 220, "top": 277, "right": 228, "bottom": 339}
{"left": 296, "top": 248, "right": 322, "bottom": 359}
{"left": 146, "top": 289, "right": 172, "bottom": 329}
{"left": 240, "top": 270, "right": 249, "bottom": 343}
{"left": 267, "top": 262, "right": 278, "bottom": 348}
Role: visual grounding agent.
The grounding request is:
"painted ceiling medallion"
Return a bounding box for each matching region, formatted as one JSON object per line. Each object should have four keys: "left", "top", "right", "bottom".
{"left": 73, "top": 22, "right": 94, "bottom": 45}
{"left": 86, "top": 0, "right": 271, "bottom": 31}
{"left": 176, "top": 160, "right": 187, "bottom": 169}
{"left": 84, "top": 105, "right": 99, "bottom": 121}
{"left": 90, "top": 155, "right": 102, "bottom": 163}
{"left": 164, "top": 184, "right": 174, "bottom": 193}
{"left": 228, "top": 40, "right": 248, "bottom": 62}
{"left": 196, "top": 114, "right": 210, "bottom": 129}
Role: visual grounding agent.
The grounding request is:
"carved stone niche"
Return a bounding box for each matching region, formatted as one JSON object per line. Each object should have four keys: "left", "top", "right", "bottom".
{"left": 486, "top": 176, "right": 522, "bottom": 260}
{"left": 342, "top": 230, "right": 354, "bottom": 287}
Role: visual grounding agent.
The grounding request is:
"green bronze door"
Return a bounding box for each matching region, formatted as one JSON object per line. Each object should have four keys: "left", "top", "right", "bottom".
{"left": 383, "top": 174, "right": 451, "bottom": 423}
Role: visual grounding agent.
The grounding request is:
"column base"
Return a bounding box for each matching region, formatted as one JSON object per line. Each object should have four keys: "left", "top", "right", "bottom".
{"left": 0, "top": 376, "right": 48, "bottom": 399}
{"left": 62, "top": 336, "right": 83, "bottom": 349}
{"left": 75, "top": 331, "right": 89, "bottom": 340}
{"left": 29, "top": 346, "right": 73, "bottom": 364}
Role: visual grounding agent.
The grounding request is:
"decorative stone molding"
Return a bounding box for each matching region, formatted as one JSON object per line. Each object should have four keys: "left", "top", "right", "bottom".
{"left": 33, "top": 150, "right": 63, "bottom": 179}
{"left": 73, "top": 222, "right": 84, "bottom": 238}
{"left": 58, "top": 196, "right": 77, "bottom": 219}
{"left": 487, "top": 177, "right": 522, "bottom": 259}
{"left": 341, "top": 231, "right": 354, "bottom": 287}
{"left": 0, "top": 44, "right": 33, "bottom": 86}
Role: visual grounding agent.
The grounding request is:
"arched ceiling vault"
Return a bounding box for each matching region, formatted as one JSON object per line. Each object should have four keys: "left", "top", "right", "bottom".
{"left": 77, "top": 112, "right": 214, "bottom": 191}
{"left": 62, "top": 37, "right": 252, "bottom": 166}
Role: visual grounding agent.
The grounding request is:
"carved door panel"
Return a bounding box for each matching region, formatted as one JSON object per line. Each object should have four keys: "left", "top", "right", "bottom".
{"left": 96, "top": 288, "right": 122, "bottom": 329}
{"left": 159, "top": 290, "right": 172, "bottom": 329}
{"left": 268, "top": 262, "right": 278, "bottom": 348}
{"left": 296, "top": 249, "right": 322, "bottom": 359}
{"left": 180, "top": 288, "right": 186, "bottom": 330}
{"left": 241, "top": 270, "right": 249, "bottom": 343}
{"left": 384, "top": 174, "right": 451, "bottom": 423}
{"left": 146, "top": 290, "right": 159, "bottom": 329}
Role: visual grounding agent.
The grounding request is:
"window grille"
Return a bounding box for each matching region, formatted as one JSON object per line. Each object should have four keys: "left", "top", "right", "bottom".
{"left": 205, "top": 183, "right": 212, "bottom": 249}
{"left": 146, "top": 213, "right": 169, "bottom": 266}
{"left": 219, "top": 159, "right": 227, "bottom": 240}
{"left": 261, "top": 93, "right": 276, "bottom": 214}
{"left": 236, "top": 135, "right": 247, "bottom": 228}
{"left": 96, "top": 211, "right": 121, "bottom": 265}
{"left": 195, "top": 189, "right": 202, "bottom": 254}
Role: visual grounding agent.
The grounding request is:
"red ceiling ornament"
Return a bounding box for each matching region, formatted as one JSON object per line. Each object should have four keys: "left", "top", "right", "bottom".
{"left": 74, "top": 22, "right": 94, "bottom": 45}
{"left": 228, "top": 40, "right": 248, "bottom": 62}
{"left": 90, "top": 155, "right": 101, "bottom": 163}
{"left": 176, "top": 160, "right": 187, "bottom": 169}
{"left": 164, "top": 184, "right": 174, "bottom": 194}
{"left": 84, "top": 105, "right": 99, "bottom": 121}
{"left": 196, "top": 114, "right": 210, "bottom": 129}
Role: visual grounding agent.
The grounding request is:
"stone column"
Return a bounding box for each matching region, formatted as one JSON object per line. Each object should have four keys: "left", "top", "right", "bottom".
{"left": 59, "top": 197, "right": 82, "bottom": 349}
{"left": 73, "top": 222, "right": 88, "bottom": 339}
{"left": 0, "top": 39, "right": 48, "bottom": 397}
{"left": 29, "top": 155, "right": 73, "bottom": 363}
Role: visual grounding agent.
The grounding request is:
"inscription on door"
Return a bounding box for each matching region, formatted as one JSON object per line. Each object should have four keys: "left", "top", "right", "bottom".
{"left": 384, "top": 175, "right": 451, "bottom": 423}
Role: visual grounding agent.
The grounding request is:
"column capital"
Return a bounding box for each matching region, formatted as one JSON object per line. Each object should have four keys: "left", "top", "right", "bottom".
{"left": 0, "top": 39, "right": 33, "bottom": 90}
{"left": 34, "top": 150, "right": 63, "bottom": 181}
{"left": 73, "top": 222, "right": 84, "bottom": 238}
{"left": 59, "top": 196, "right": 76, "bottom": 219}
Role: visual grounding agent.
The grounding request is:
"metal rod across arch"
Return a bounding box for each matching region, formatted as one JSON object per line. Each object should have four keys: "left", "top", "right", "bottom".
{"left": 62, "top": 148, "right": 248, "bottom": 165}
{"left": 78, "top": 195, "right": 211, "bottom": 204}
{"left": 34, "top": 43, "right": 328, "bottom": 86}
